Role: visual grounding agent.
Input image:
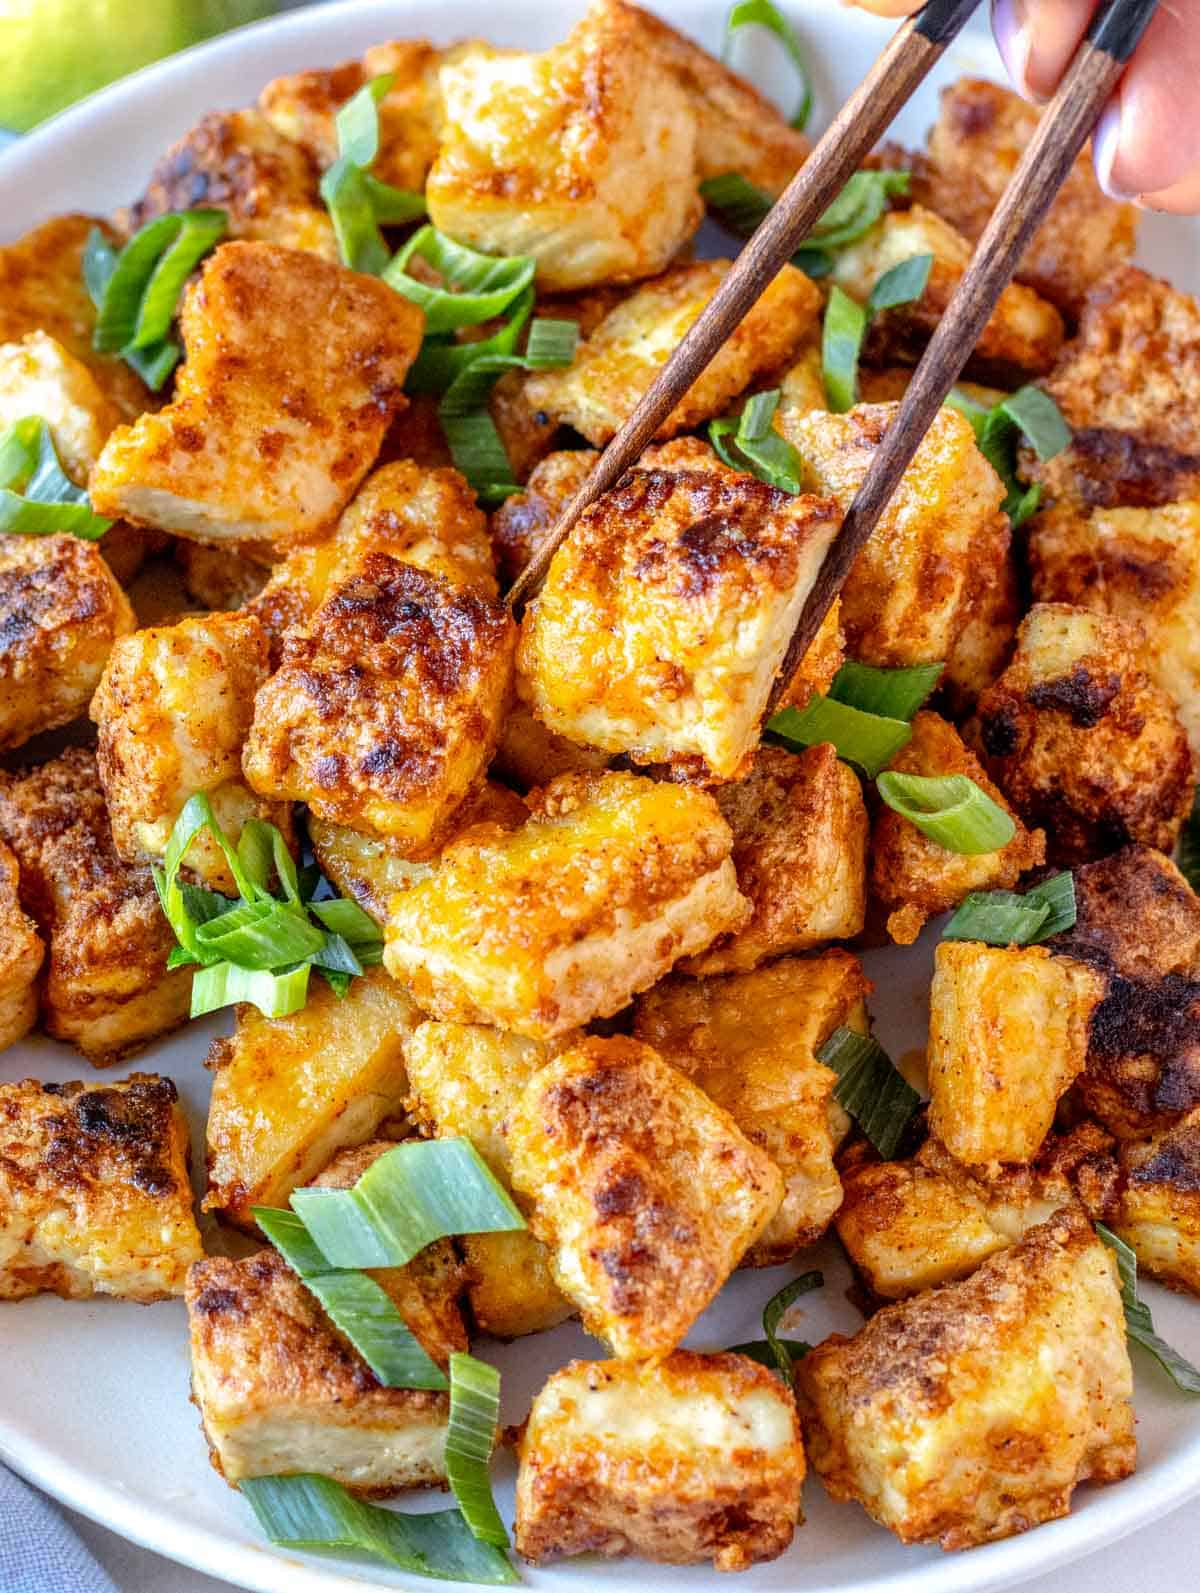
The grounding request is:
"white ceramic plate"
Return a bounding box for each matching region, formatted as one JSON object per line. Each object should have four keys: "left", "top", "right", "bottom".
{"left": 2, "top": 3, "right": 1199, "bottom": 1591}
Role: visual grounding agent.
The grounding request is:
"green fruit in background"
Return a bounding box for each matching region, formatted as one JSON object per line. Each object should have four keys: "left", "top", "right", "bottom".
{"left": 0, "top": 0, "right": 278, "bottom": 132}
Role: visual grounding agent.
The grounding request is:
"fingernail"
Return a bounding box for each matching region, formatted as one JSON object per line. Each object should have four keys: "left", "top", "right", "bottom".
{"left": 1093, "top": 101, "right": 1135, "bottom": 199}
{"left": 991, "top": 0, "right": 1034, "bottom": 97}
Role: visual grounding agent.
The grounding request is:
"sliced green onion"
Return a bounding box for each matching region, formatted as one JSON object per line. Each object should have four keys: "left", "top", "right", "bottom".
{"left": 255, "top": 1206, "right": 448, "bottom": 1389}
{"left": 364, "top": 175, "right": 427, "bottom": 224}
{"left": 949, "top": 384, "right": 1071, "bottom": 530}
{"left": 876, "top": 772, "right": 1016, "bottom": 855}
{"left": 194, "top": 900, "right": 326, "bottom": 969}
{"left": 868, "top": 252, "right": 933, "bottom": 313}
{"left": 0, "top": 416, "right": 113, "bottom": 540}
{"left": 321, "top": 158, "right": 390, "bottom": 274}
{"left": 828, "top": 660, "right": 943, "bottom": 721}
{"left": 729, "top": 1337, "right": 812, "bottom": 1374}
{"left": 446, "top": 1353, "right": 508, "bottom": 1546}
{"left": 191, "top": 960, "right": 312, "bottom": 1020}
{"left": 699, "top": 173, "right": 774, "bottom": 240}
{"left": 240, "top": 1474, "right": 519, "bottom": 1585}
{"left": 406, "top": 289, "right": 534, "bottom": 395}
{"left": 311, "top": 895, "right": 385, "bottom": 952}
{"left": 336, "top": 73, "right": 394, "bottom": 167}
{"left": 307, "top": 932, "right": 365, "bottom": 978}
{"left": 708, "top": 388, "right": 804, "bottom": 493}
{"left": 700, "top": 168, "right": 909, "bottom": 278}
{"left": 91, "top": 214, "right": 184, "bottom": 353}
{"left": 384, "top": 228, "right": 535, "bottom": 335}
{"left": 943, "top": 872, "right": 1076, "bottom": 946}
{"left": 1097, "top": 1224, "right": 1200, "bottom": 1395}
{"left": 730, "top": 1271, "right": 822, "bottom": 1381}
{"left": 291, "top": 1139, "right": 526, "bottom": 1270}
{"left": 766, "top": 696, "right": 912, "bottom": 779}
{"left": 723, "top": 0, "right": 814, "bottom": 131}
{"left": 0, "top": 415, "right": 40, "bottom": 489}
{"left": 816, "top": 1026, "right": 921, "bottom": 1160}
{"left": 822, "top": 285, "right": 868, "bottom": 412}
{"left": 126, "top": 210, "right": 227, "bottom": 350}
{"left": 320, "top": 74, "right": 426, "bottom": 272}
{"left": 82, "top": 228, "right": 183, "bottom": 390}
{"left": 998, "top": 385, "right": 1072, "bottom": 462}
{"left": 1180, "top": 788, "right": 1200, "bottom": 892}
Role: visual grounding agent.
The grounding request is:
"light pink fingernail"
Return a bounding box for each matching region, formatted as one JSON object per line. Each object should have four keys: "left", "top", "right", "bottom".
{"left": 1092, "top": 101, "right": 1135, "bottom": 200}
{"left": 991, "top": 0, "right": 1033, "bottom": 96}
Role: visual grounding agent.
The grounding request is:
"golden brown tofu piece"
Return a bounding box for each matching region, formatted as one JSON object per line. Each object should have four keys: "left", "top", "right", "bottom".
{"left": 0, "top": 840, "right": 42, "bottom": 1053}
{"left": 203, "top": 966, "right": 420, "bottom": 1232}
{"left": 405, "top": 1021, "right": 572, "bottom": 1338}
{"left": 384, "top": 771, "right": 748, "bottom": 1039}
{"left": 244, "top": 556, "right": 514, "bottom": 850}
{"left": 912, "top": 79, "right": 1137, "bottom": 317}
{"left": 799, "top": 1209, "right": 1135, "bottom": 1549}
{"left": 127, "top": 109, "right": 336, "bottom": 259}
{"left": 830, "top": 207, "right": 1064, "bottom": 379}
{"left": 0, "top": 214, "right": 150, "bottom": 420}
{"left": 635, "top": 950, "right": 870, "bottom": 1264}
{"left": 507, "top": 1036, "right": 783, "bottom": 1358}
{"left": 1046, "top": 845, "right": 1200, "bottom": 1140}
{"left": 90, "top": 241, "right": 423, "bottom": 548}
{"left": 525, "top": 260, "right": 820, "bottom": 446}
{"left": 682, "top": 744, "right": 868, "bottom": 974}
{"left": 0, "top": 331, "right": 120, "bottom": 483}
{"left": 518, "top": 467, "right": 840, "bottom": 778}
{"left": 0, "top": 1075, "right": 201, "bottom": 1301}
{"left": 1115, "top": 1110, "right": 1200, "bottom": 1296}
{"left": 1030, "top": 267, "right": 1200, "bottom": 511}
{"left": 175, "top": 540, "right": 271, "bottom": 611}
{"left": 785, "top": 403, "right": 1009, "bottom": 669}
{"left": 940, "top": 509, "right": 1021, "bottom": 707}
{"left": 492, "top": 704, "right": 611, "bottom": 793}
{"left": 976, "top": 603, "right": 1195, "bottom": 864}
{"left": 515, "top": 1350, "right": 804, "bottom": 1570}
{"left": 426, "top": 1, "right": 701, "bottom": 291}
{"left": 927, "top": 941, "right": 1106, "bottom": 1166}
{"left": 0, "top": 534, "right": 134, "bottom": 752}
{"left": 259, "top": 39, "right": 445, "bottom": 193}
{"left": 871, "top": 712, "right": 1045, "bottom": 945}
{"left": 186, "top": 1248, "right": 451, "bottom": 1494}
{"left": 1029, "top": 499, "right": 1200, "bottom": 757}
{"left": 0, "top": 749, "right": 190, "bottom": 1065}
{"left": 489, "top": 448, "right": 597, "bottom": 588}
{"left": 91, "top": 611, "right": 283, "bottom": 891}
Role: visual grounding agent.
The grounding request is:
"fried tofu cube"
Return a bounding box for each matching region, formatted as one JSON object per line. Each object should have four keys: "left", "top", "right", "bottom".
{"left": 383, "top": 771, "right": 749, "bottom": 1038}
{"left": 90, "top": 241, "right": 423, "bottom": 548}
{"left": 785, "top": 403, "right": 1009, "bottom": 668}
{"left": 0, "top": 214, "right": 150, "bottom": 420}
{"left": 489, "top": 448, "right": 598, "bottom": 588}
{"left": 507, "top": 1036, "right": 783, "bottom": 1357}
{"left": 1029, "top": 500, "right": 1200, "bottom": 757}
{"left": 799, "top": 1209, "right": 1135, "bottom": 1548}
{"left": 91, "top": 611, "right": 283, "bottom": 891}
{"left": 244, "top": 556, "right": 515, "bottom": 849}
{"left": 913, "top": 78, "right": 1137, "bottom": 317}
{"left": 927, "top": 941, "right": 1106, "bottom": 1165}
{"left": 0, "top": 534, "right": 134, "bottom": 752}
{"left": 681, "top": 744, "right": 868, "bottom": 974}
{"left": 0, "top": 840, "right": 42, "bottom": 1053}
{"left": 976, "top": 603, "right": 1195, "bottom": 864}
{"left": 0, "top": 1075, "right": 201, "bottom": 1301}
{"left": 175, "top": 540, "right": 271, "bottom": 611}
{"left": 405, "top": 1021, "right": 573, "bottom": 1338}
{"left": 829, "top": 206, "right": 1064, "bottom": 379}
{"left": 426, "top": 1, "right": 701, "bottom": 291}
{"left": 871, "top": 712, "right": 1045, "bottom": 945}
{"left": 940, "top": 510, "right": 1021, "bottom": 706}
{"left": 203, "top": 966, "right": 420, "bottom": 1232}
{"left": 0, "top": 749, "right": 190, "bottom": 1064}
{"left": 1046, "top": 845, "right": 1200, "bottom": 1139}
{"left": 186, "top": 1248, "right": 452, "bottom": 1494}
{"left": 0, "top": 331, "right": 120, "bottom": 482}
{"left": 514, "top": 1350, "right": 804, "bottom": 1570}
{"left": 524, "top": 260, "right": 820, "bottom": 446}
{"left": 127, "top": 109, "right": 336, "bottom": 259}
{"left": 1030, "top": 267, "right": 1200, "bottom": 510}
{"left": 634, "top": 951, "right": 870, "bottom": 1264}
{"left": 1115, "top": 1110, "right": 1200, "bottom": 1296}
{"left": 492, "top": 705, "right": 612, "bottom": 793}
{"left": 518, "top": 467, "right": 840, "bottom": 778}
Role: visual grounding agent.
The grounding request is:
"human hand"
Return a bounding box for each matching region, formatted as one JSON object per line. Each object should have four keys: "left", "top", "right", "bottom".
{"left": 844, "top": 0, "right": 1200, "bottom": 211}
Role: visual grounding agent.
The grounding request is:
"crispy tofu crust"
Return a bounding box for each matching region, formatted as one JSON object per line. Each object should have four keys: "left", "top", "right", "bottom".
{"left": 0, "top": 331, "right": 121, "bottom": 482}
{"left": 0, "top": 749, "right": 191, "bottom": 1065}
{"left": 0, "top": 534, "right": 134, "bottom": 752}
{"left": 186, "top": 1249, "right": 451, "bottom": 1494}
{"left": 976, "top": 603, "right": 1195, "bottom": 864}
{"left": 514, "top": 1350, "right": 805, "bottom": 1570}
{"left": 507, "top": 1036, "right": 784, "bottom": 1358}
{"left": 489, "top": 448, "right": 598, "bottom": 588}
{"left": 1115, "top": 1109, "right": 1200, "bottom": 1296}
{"left": 798, "top": 1209, "right": 1136, "bottom": 1549}
{"left": 492, "top": 704, "right": 612, "bottom": 793}
{"left": 524, "top": 260, "right": 820, "bottom": 446}
{"left": 518, "top": 467, "right": 840, "bottom": 778}
{"left": 682, "top": 743, "right": 868, "bottom": 973}
{"left": 871, "top": 712, "right": 1045, "bottom": 945}
{"left": 912, "top": 79, "right": 1137, "bottom": 317}
{"left": 0, "top": 1074, "right": 201, "bottom": 1301}
{"left": 383, "top": 770, "right": 749, "bottom": 1038}
{"left": 89, "top": 241, "right": 423, "bottom": 547}
{"left": 785, "top": 403, "right": 1009, "bottom": 669}
{"left": 203, "top": 966, "right": 420, "bottom": 1232}
{"left": 426, "top": 1, "right": 702, "bottom": 291}
{"left": 928, "top": 942, "right": 1106, "bottom": 1166}
{"left": 175, "top": 541, "right": 271, "bottom": 611}
{"left": 634, "top": 951, "right": 870, "bottom": 1263}
{"left": 0, "top": 840, "right": 42, "bottom": 1053}
{"left": 244, "top": 555, "right": 515, "bottom": 848}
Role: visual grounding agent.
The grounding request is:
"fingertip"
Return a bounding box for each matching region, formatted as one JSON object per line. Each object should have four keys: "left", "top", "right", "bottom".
{"left": 1092, "top": 100, "right": 1133, "bottom": 201}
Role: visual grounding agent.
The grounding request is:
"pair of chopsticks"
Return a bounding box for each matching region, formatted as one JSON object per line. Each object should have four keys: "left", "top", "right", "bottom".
{"left": 508, "top": 0, "right": 1161, "bottom": 710}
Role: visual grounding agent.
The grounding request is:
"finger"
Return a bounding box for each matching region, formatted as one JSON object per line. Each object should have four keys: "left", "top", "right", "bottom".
{"left": 990, "top": 0, "right": 1095, "bottom": 100}
{"left": 1092, "top": 6, "right": 1200, "bottom": 206}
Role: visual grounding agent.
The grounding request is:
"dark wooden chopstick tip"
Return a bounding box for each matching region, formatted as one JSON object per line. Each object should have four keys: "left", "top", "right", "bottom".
{"left": 1087, "top": 0, "right": 1161, "bottom": 63}
{"left": 913, "top": 0, "right": 986, "bottom": 46}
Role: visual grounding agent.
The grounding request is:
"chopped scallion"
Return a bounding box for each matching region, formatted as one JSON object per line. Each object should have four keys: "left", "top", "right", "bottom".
{"left": 821, "top": 285, "right": 868, "bottom": 412}
{"left": 700, "top": 168, "right": 910, "bottom": 277}
{"left": 190, "top": 960, "right": 312, "bottom": 1020}
{"left": 384, "top": 227, "right": 535, "bottom": 335}
{"left": 816, "top": 1026, "right": 921, "bottom": 1160}
{"left": 875, "top": 772, "right": 1016, "bottom": 855}
{"left": 828, "top": 660, "right": 943, "bottom": 721}
{"left": 0, "top": 416, "right": 112, "bottom": 539}
{"left": 321, "top": 158, "right": 391, "bottom": 275}
{"left": 446, "top": 1353, "right": 508, "bottom": 1546}
{"left": 1097, "top": 1224, "right": 1200, "bottom": 1395}
{"left": 723, "top": 0, "right": 814, "bottom": 131}
{"left": 730, "top": 1271, "right": 822, "bottom": 1381}
{"left": 948, "top": 384, "right": 1071, "bottom": 529}
{"left": 868, "top": 251, "right": 933, "bottom": 313}
{"left": 336, "top": 74, "right": 394, "bottom": 168}
{"left": 708, "top": 388, "right": 804, "bottom": 493}
{"left": 766, "top": 696, "right": 912, "bottom": 779}
{"left": 942, "top": 872, "right": 1076, "bottom": 947}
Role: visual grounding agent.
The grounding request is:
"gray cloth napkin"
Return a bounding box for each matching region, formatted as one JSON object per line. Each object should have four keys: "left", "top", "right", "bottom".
{"left": 0, "top": 1466, "right": 119, "bottom": 1593}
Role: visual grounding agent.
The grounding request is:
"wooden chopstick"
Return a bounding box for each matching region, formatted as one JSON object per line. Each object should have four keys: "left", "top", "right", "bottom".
{"left": 505, "top": 0, "right": 985, "bottom": 609}
{"left": 766, "top": 0, "right": 1162, "bottom": 710}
